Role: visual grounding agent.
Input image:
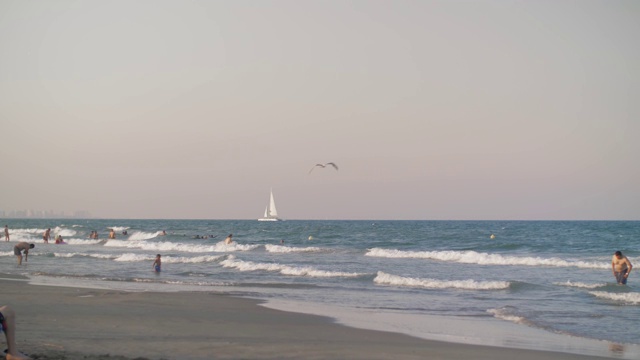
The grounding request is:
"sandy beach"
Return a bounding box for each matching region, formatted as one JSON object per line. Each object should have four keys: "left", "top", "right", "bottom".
{"left": 0, "top": 274, "right": 623, "bottom": 360}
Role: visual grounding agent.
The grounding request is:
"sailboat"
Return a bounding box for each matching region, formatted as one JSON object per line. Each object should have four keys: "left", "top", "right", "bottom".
{"left": 258, "top": 188, "right": 282, "bottom": 221}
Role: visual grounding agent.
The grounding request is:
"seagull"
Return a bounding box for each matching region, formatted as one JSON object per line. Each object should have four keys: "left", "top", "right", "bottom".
{"left": 308, "top": 162, "right": 339, "bottom": 174}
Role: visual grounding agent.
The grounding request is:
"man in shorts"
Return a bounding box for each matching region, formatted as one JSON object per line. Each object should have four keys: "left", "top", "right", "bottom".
{"left": 13, "top": 243, "right": 34, "bottom": 266}
{"left": 42, "top": 228, "right": 51, "bottom": 243}
{"left": 612, "top": 251, "right": 633, "bottom": 285}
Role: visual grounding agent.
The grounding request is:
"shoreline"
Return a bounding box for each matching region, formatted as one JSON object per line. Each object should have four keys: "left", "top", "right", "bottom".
{"left": 262, "top": 299, "right": 639, "bottom": 359}
{"left": 0, "top": 275, "right": 633, "bottom": 360}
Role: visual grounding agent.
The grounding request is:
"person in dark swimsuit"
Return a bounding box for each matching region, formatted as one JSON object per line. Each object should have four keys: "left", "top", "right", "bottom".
{"left": 152, "top": 254, "right": 162, "bottom": 273}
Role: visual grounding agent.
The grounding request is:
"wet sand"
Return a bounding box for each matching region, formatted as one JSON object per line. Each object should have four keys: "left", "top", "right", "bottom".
{"left": 0, "top": 275, "right": 619, "bottom": 360}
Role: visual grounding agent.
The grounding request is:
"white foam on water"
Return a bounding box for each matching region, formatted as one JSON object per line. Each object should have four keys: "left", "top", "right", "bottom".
{"left": 265, "top": 244, "right": 324, "bottom": 253}
{"left": 374, "top": 271, "right": 510, "bottom": 290}
{"left": 161, "top": 255, "right": 224, "bottom": 264}
{"left": 114, "top": 253, "right": 150, "bottom": 262}
{"left": 127, "top": 231, "right": 162, "bottom": 241}
{"left": 54, "top": 227, "right": 77, "bottom": 237}
{"left": 107, "top": 226, "right": 130, "bottom": 232}
{"left": 221, "top": 255, "right": 366, "bottom": 278}
{"left": 52, "top": 253, "right": 76, "bottom": 258}
{"left": 553, "top": 280, "right": 606, "bottom": 289}
{"left": 487, "top": 307, "right": 530, "bottom": 325}
{"left": 103, "top": 239, "right": 260, "bottom": 253}
{"left": 366, "top": 248, "right": 608, "bottom": 269}
{"left": 8, "top": 228, "right": 44, "bottom": 235}
{"left": 589, "top": 291, "right": 640, "bottom": 305}
{"left": 110, "top": 253, "right": 225, "bottom": 263}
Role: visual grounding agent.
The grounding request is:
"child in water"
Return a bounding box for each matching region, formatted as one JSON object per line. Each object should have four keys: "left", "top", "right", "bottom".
{"left": 152, "top": 254, "right": 161, "bottom": 273}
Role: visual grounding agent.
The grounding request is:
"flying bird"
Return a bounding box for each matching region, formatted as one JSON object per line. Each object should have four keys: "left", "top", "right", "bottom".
{"left": 308, "top": 162, "right": 339, "bottom": 174}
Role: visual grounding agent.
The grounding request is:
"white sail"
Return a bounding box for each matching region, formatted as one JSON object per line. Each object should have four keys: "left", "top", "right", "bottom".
{"left": 268, "top": 190, "right": 278, "bottom": 217}
{"left": 258, "top": 188, "right": 282, "bottom": 221}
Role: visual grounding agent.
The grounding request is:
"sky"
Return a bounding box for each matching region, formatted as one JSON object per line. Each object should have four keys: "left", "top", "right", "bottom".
{"left": 1, "top": 0, "right": 639, "bottom": 220}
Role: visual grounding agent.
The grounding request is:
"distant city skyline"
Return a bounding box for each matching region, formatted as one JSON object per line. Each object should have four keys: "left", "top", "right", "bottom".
{"left": 0, "top": 209, "right": 92, "bottom": 219}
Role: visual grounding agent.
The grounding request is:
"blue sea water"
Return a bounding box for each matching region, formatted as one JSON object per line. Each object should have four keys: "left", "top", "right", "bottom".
{"left": 1, "top": 219, "right": 639, "bottom": 357}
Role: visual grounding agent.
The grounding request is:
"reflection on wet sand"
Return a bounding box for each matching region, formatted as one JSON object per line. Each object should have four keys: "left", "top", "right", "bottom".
{"left": 609, "top": 342, "right": 625, "bottom": 355}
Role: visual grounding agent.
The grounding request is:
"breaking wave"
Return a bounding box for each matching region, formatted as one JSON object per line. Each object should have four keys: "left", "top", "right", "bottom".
{"left": 112, "top": 253, "right": 224, "bottom": 264}
{"left": 553, "top": 281, "right": 606, "bottom": 289}
{"left": 374, "top": 271, "right": 510, "bottom": 290}
{"left": 589, "top": 291, "right": 640, "bottom": 305}
{"left": 487, "top": 307, "right": 533, "bottom": 325}
{"left": 366, "top": 248, "right": 608, "bottom": 269}
{"left": 221, "top": 255, "right": 366, "bottom": 278}
{"left": 103, "top": 240, "right": 259, "bottom": 253}
{"left": 127, "top": 231, "right": 163, "bottom": 241}
{"left": 265, "top": 244, "right": 324, "bottom": 253}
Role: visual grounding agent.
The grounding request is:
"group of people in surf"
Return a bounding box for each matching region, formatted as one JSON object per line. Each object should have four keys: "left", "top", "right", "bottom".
{"left": 41, "top": 228, "right": 66, "bottom": 244}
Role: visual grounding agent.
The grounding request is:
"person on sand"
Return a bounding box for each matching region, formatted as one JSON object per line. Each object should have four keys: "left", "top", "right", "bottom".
{"left": 0, "top": 305, "right": 32, "bottom": 360}
{"left": 13, "top": 243, "right": 34, "bottom": 266}
{"left": 152, "top": 254, "right": 162, "bottom": 273}
{"left": 4, "top": 225, "right": 9, "bottom": 242}
{"left": 612, "top": 251, "right": 633, "bottom": 285}
{"left": 224, "top": 234, "right": 233, "bottom": 245}
{"left": 42, "top": 228, "right": 50, "bottom": 243}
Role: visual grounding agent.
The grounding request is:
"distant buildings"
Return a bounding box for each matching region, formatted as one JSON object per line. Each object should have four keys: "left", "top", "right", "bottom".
{"left": 0, "top": 209, "right": 91, "bottom": 219}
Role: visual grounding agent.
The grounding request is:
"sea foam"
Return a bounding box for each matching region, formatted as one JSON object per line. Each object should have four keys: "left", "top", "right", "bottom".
{"left": 127, "top": 231, "right": 162, "bottom": 241}
{"left": 366, "top": 248, "right": 608, "bottom": 269}
{"left": 374, "top": 271, "right": 510, "bottom": 290}
{"left": 53, "top": 227, "right": 77, "bottom": 237}
{"left": 487, "top": 307, "right": 531, "bottom": 325}
{"left": 265, "top": 244, "right": 324, "bottom": 253}
{"left": 103, "top": 240, "right": 259, "bottom": 253}
{"left": 589, "top": 291, "right": 640, "bottom": 305}
{"left": 111, "top": 253, "right": 224, "bottom": 264}
{"left": 553, "top": 281, "right": 606, "bottom": 289}
{"left": 58, "top": 238, "right": 103, "bottom": 245}
{"left": 221, "top": 255, "right": 366, "bottom": 278}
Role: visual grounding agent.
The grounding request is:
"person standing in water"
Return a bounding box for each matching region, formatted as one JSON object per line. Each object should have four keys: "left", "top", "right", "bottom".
{"left": 42, "top": 228, "right": 51, "bottom": 243}
{"left": 152, "top": 254, "right": 161, "bottom": 272}
{"left": 224, "top": 234, "right": 233, "bottom": 244}
{"left": 612, "top": 251, "right": 633, "bottom": 285}
{"left": 4, "top": 225, "right": 9, "bottom": 242}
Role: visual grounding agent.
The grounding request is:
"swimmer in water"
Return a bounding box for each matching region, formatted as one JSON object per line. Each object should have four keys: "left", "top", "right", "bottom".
{"left": 224, "top": 234, "right": 233, "bottom": 245}
{"left": 152, "top": 254, "right": 161, "bottom": 273}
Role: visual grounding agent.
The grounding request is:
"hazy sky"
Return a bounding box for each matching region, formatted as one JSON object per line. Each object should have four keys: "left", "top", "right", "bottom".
{"left": 1, "top": 0, "right": 639, "bottom": 220}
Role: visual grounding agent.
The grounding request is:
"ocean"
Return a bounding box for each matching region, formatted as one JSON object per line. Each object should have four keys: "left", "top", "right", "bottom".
{"left": 2, "top": 219, "right": 639, "bottom": 358}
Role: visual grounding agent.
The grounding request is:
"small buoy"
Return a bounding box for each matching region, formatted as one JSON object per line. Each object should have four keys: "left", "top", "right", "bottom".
{"left": 308, "top": 236, "right": 313, "bottom": 241}
{"left": 490, "top": 234, "right": 495, "bottom": 239}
